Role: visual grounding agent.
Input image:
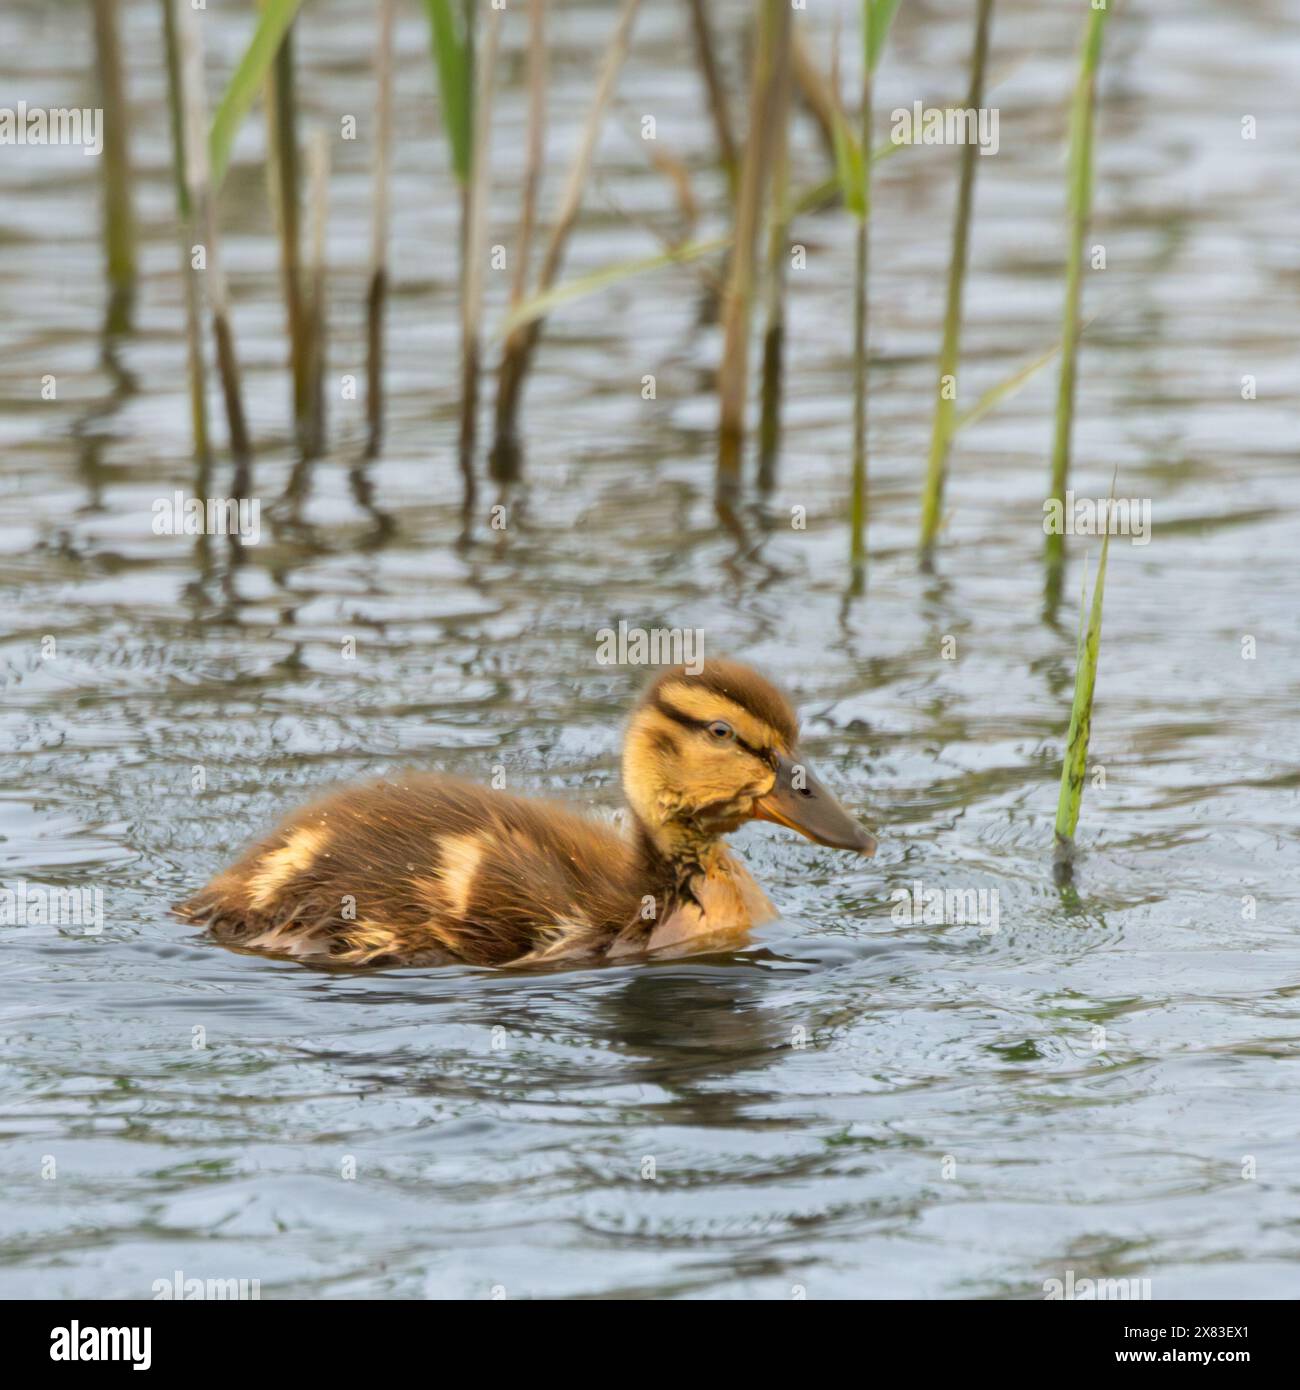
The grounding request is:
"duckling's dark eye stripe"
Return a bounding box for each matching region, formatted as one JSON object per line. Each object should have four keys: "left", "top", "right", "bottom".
{"left": 652, "top": 698, "right": 773, "bottom": 763}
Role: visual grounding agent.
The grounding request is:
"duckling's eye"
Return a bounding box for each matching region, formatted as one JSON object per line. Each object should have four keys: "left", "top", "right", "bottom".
{"left": 706, "top": 720, "right": 734, "bottom": 741}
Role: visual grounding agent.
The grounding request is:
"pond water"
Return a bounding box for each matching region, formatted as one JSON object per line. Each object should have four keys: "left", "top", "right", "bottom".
{"left": 1, "top": 0, "right": 1298, "bottom": 1298}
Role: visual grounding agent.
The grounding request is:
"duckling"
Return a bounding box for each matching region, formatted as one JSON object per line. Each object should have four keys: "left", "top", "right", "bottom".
{"left": 174, "top": 659, "right": 877, "bottom": 967}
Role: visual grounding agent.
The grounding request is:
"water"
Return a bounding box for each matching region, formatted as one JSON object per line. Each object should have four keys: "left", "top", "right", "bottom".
{"left": 2, "top": 0, "right": 1298, "bottom": 1299}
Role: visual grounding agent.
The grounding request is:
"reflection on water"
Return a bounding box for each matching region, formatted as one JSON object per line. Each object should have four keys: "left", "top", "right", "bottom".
{"left": 1, "top": 0, "right": 1299, "bottom": 1298}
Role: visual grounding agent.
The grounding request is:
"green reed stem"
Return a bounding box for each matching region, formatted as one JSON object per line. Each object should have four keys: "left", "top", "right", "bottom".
{"left": 1054, "top": 524, "right": 1110, "bottom": 860}
{"left": 424, "top": 0, "right": 473, "bottom": 183}
{"left": 91, "top": 0, "right": 136, "bottom": 329}
{"left": 918, "top": 0, "right": 994, "bottom": 564}
{"left": 843, "top": 1, "right": 899, "bottom": 592}
{"left": 265, "top": 19, "right": 310, "bottom": 448}
{"left": 756, "top": 15, "right": 793, "bottom": 491}
{"left": 209, "top": 0, "right": 306, "bottom": 193}
{"left": 422, "top": 0, "right": 478, "bottom": 491}
{"left": 177, "top": 0, "right": 251, "bottom": 470}
{"left": 161, "top": 0, "right": 210, "bottom": 466}
{"left": 716, "top": 0, "right": 788, "bottom": 502}
{"left": 1046, "top": 3, "right": 1109, "bottom": 605}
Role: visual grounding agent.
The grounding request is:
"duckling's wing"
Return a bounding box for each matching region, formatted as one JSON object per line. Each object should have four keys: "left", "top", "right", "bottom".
{"left": 175, "top": 774, "right": 639, "bottom": 967}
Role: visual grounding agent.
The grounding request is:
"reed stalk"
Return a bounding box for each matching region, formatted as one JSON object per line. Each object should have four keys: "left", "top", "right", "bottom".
{"left": 685, "top": 0, "right": 738, "bottom": 197}
{"left": 209, "top": 0, "right": 306, "bottom": 193}
{"left": 791, "top": 27, "right": 839, "bottom": 167}
{"left": 176, "top": 0, "right": 251, "bottom": 470}
{"left": 366, "top": 0, "right": 397, "bottom": 458}
{"left": 826, "top": 3, "right": 899, "bottom": 589}
{"left": 459, "top": 3, "right": 503, "bottom": 481}
{"left": 424, "top": 0, "right": 472, "bottom": 183}
{"left": 91, "top": 0, "right": 136, "bottom": 331}
{"left": 918, "top": 0, "right": 994, "bottom": 565}
{"left": 755, "top": 18, "right": 792, "bottom": 493}
{"left": 510, "top": 0, "right": 548, "bottom": 315}
{"left": 302, "top": 129, "right": 329, "bottom": 460}
{"left": 849, "top": 88, "right": 870, "bottom": 594}
{"left": 160, "top": 0, "right": 210, "bottom": 467}
{"left": 1054, "top": 525, "right": 1111, "bottom": 873}
{"left": 490, "top": 0, "right": 642, "bottom": 481}
{"left": 264, "top": 17, "right": 310, "bottom": 447}
{"left": 422, "top": 0, "right": 476, "bottom": 493}
{"left": 1046, "top": 3, "right": 1109, "bottom": 608}
{"left": 716, "top": 0, "right": 789, "bottom": 501}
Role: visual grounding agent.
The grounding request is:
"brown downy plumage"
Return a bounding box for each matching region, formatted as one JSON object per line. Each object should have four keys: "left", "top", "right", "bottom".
{"left": 175, "top": 659, "right": 877, "bottom": 967}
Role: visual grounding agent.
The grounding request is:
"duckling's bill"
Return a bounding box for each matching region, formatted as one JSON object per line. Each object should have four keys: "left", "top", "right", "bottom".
{"left": 753, "top": 751, "right": 878, "bottom": 856}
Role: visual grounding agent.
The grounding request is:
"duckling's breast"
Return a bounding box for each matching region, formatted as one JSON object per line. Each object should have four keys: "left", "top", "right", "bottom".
{"left": 636, "top": 849, "right": 777, "bottom": 957}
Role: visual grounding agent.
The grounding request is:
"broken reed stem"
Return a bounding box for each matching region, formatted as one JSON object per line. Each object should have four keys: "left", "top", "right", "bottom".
{"left": 91, "top": 0, "right": 136, "bottom": 329}
{"left": 716, "top": 0, "right": 789, "bottom": 501}
{"left": 1046, "top": 3, "right": 1108, "bottom": 608}
{"left": 490, "top": 0, "right": 642, "bottom": 481}
{"left": 459, "top": 2, "right": 502, "bottom": 477}
{"left": 756, "top": 21, "right": 793, "bottom": 492}
{"left": 176, "top": 0, "right": 251, "bottom": 470}
{"left": 302, "top": 128, "right": 329, "bottom": 460}
{"left": 510, "top": 0, "right": 547, "bottom": 313}
{"left": 686, "top": 0, "right": 738, "bottom": 197}
{"left": 366, "top": 0, "right": 396, "bottom": 458}
{"left": 791, "top": 26, "right": 839, "bottom": 167}
{"left": 160, "top": 0, "right": 210, "bottom": 467}
{"left": 918, "top": 0, "right": 993, "bottom": 564}
{"left": 265, "top": 18, "right": 310, "bottom": 447}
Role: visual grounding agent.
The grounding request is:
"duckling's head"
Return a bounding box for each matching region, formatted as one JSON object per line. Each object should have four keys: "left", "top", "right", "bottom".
{"left": 622, "top": 659, "right": 877, "bottom": 861}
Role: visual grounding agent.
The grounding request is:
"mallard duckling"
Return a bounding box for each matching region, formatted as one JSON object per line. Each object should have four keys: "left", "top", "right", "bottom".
{"left": 175, "top": 659, "right": 876, "bottom": 967}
